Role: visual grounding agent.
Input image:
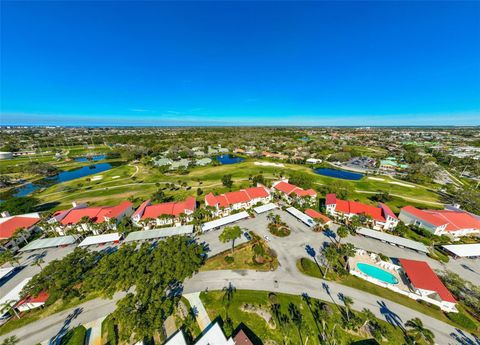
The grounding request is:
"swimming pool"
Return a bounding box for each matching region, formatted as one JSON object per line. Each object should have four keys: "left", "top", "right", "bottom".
{"left": 356, "top": 263, "right": 398, "bottom": 284}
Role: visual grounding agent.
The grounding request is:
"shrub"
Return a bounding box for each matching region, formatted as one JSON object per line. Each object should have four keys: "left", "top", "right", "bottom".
{"left": 224, "top": 256, "right": 234, "bottom": 264}
{"left": 61, "top": 326, "right": 87, "bottom": 345}
{"left": 446, "top": 312, "right": 477, "bottom": 330}
{"left": 417, "top": 300, "right": 441, "bottom": 311}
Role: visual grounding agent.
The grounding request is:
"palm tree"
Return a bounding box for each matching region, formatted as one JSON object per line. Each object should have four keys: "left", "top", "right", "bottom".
{"left": 222, "top": 282, "right": 236, "bottom": 311}
{"left": 33, "top": 258, "right": 45, "bottom": 270}
{"left": 1, "top": 336, "right": 19, "bottom": 345}
{"left": 405, "top": 318, "right": 435, "bottom": 345}
{"left": 341, "top": 295, "right": 354, "bottom": 322}
{"left": 1, "top": 300, "right": 20, "bottom": 319}
{"left": 323, "top": 245, "right": 339, "bottom": 278}
{"left": 339, "top": 243, "right": 356, "bottom": 269}
{"left": 336, "top": 226, "right": 349, "bottom": 247}
{"left": 361, "top": 308, "right": 376, "bottom": 328}
{"left": 13, "top": 228, "right": 29, "bottom": 245}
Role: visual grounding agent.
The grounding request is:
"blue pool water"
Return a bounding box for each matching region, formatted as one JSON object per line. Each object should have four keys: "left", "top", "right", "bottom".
{"left": 74, "top": 155, "right": 106, "bottom": 162}
{"left": 9, "top": 163, "right": 113, "bottom": 197}
{"left": 216, "top": 154, "right": 245, "bottom": 165}
{"left": 314, "top": 168, "right": 363, "bottom": 180}
{"left": 356, "top": 263, "right": 398, "bottom": 284}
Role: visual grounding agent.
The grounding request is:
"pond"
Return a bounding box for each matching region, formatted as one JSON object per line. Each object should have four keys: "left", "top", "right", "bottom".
{"left": 6, "top": 163, "right": 113, "bottom": 198}
{"left": 216, "top": 154, "right": 245, "bottom": 165}
{"left": 74, "top": 154, "right": 107, "bottom": 162}
{"left": 314, "top": 168, "right": 363, "bottom": 181}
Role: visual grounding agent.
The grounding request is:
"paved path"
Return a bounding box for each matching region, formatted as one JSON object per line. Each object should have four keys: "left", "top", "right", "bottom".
{"left": 183, "top": 292, "right": 211, "bottom": 331}
{"left": 84, "top": 317, "right": 104, "bottom": 345}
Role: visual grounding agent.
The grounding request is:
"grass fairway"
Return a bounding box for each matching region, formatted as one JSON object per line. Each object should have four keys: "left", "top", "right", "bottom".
{"left": 31, "top": 160, "right": 442, "bottom": 211}
{"left": 297, "top": 258, "right": 480, "bottom": 336}
{"left": 200, "top": 290, "right": 405, "bottom": 344}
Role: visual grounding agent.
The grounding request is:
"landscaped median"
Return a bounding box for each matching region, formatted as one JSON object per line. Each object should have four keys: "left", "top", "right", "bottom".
{"left": 200, "top": 234, "right": 278, "bottom": 272}
{"left": 296, "top": 257, "right": 480, "bottom": 336}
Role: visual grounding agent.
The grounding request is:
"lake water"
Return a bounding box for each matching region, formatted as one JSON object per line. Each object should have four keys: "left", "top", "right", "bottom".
{"left": 216, "top": 154, "right": 245, "bottom": 165}
{"left": 314, "top": 168, "right": 363, "bottom": 181}
{"left": 8, "top": 163, "right": 113, "bottom": 198}
{"left": 74, "top": 155, "right": 106, "bottom": 162}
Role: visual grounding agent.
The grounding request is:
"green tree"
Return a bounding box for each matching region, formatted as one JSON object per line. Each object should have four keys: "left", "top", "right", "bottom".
{"left": 0, "top": 196, "right": 39, "bottom": 215}
{"left": 341, "top": 295, "right": 354, "bottom": 322}
{"left": 323, "top": 245, "right": 339, "bottom": 278}
{"left": 405, "top": 318, "right": 435, "bottom": 345}
{"left": 339, "top": 243, "right": 356, "bottom": 269}
{"left": 221, "top": 174, "right": 233, "bottom": 189}
{"left": 336, "top": 226, "right": 349, "bottom": 246}
{"left": 219, "top": 226, "right": 242, "bottom": 254}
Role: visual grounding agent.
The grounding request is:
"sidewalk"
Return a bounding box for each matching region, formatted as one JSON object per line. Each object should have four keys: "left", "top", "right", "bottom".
{"left": 183, "top": 292, "right": 211, "bottom": 331}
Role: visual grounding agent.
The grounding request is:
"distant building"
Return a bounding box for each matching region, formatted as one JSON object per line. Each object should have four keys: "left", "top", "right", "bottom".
{"left": 196, "top": 157, "right": 212, "bottom": 166}
{"left": 153, "top": 157, "right": 173, "bottom": 167}
{"left": 306, "top": 158, "right": 322, "bottom": 164}
{"left": 325, "top": 194, "right": 398, "bottom": 230}
{"left": 205, "top": 186, "right": 271, "bottom": 217}
{"left": 272, "top": 180, "right": 317, "bottom": 206}
{"left": 0, "top": 152, "right": 13, "bottom": 160}
{"left": 399, "top": 206, "right": 480, "bottom": 237}
{"left": 379, "top": 157, "right": 409, "bottom": 172}
{"left": 262, "top": 151, "right": 288, "bottom": 160}
{"left": 132, "top": 197, "right": 196, "bottom": 227}
{"left": 170, "top": 159, "right": 190, "bottom": 170}
{"left": 49, "top": 201, "right": 133, "bottom": 235}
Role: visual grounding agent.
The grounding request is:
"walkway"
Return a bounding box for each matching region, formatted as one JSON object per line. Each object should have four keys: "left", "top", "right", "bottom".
{"left": 183, "top": 292, "right": 211, "bottom": 331}
{"left": 84, "top": 316, "right": 105, "bottom": 345}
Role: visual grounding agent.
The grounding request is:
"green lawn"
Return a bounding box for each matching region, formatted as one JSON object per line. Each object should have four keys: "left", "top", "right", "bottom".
{"left": 61, "top": 326, "right": 87, "bottom": 345}
{"left": 297, "top": 258, "right": 480, "bottom": 335}
{"left": 200, "top": 289, "right": 406, "bottom": 344}
{"left": 200, "top": 240, "right": 278, "bottom": 272}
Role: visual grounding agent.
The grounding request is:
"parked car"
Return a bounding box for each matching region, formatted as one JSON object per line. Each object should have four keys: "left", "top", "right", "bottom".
{"left": 264, "top": 235, "right": 270, "bottom": 242}
{"left": 243, "top": 232, "right": 252, "bottom": 241}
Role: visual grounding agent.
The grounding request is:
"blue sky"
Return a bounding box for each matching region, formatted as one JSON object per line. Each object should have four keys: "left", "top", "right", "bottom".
{"left": 1, "top": 1, "right": 479, "bottom": 126}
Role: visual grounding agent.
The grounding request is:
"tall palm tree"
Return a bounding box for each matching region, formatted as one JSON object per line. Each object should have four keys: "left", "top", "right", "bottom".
{"left": 405, "top": 318, "right": 435, "bottom": 345}
{"left": 33, "top": 258, "right": 45, "bottom": 270}
{"left": 222, "top": 282, "right": 236, "bottom": 312}
{"left": 323, "top": 246, "right": 339, "bottom": 278}
{"left": 341, "top": 295, "right": 354, "bottom": 322}
{"left": 1, "top": 300, "right": 20, "bottom": 319}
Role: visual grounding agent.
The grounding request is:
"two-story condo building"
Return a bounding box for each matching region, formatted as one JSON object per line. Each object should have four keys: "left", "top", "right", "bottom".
{"left": 49, "top": 201, "right": 133, "bottom": 235}
{"left": 399, "top": 206, "right": 480, "bottom": 237}
{"left": 131, "top": 197, "right": 196, "bottom": 228}
{"left": 272, "top": 180, "right": 317, "bottom": 206}
{"left": 0, "top": 212, "right": 41, "bottom": 251}
{"left": 205, "top": 186, "right": 271, "bottom": 217}
{"left": 325, "top": 194, "right": 398, "bottom": 230}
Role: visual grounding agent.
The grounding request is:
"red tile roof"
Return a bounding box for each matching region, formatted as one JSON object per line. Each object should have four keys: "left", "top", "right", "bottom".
{"left": 304, "top": 209, "right": 331, "bottom": 223}
{"left": 401, "top": 206, "right": 480, "bottom": 232}
{"left": 205, "top": 187, "right": 270, "bottom": 208}
{"left": 60, "top": 201, "right": 132, "bottom": 225}
{"left": 274, "top": 181, "right": 317, "bottom": 198}
{"left": 398, "top": 259, "right": 456, "bottom": 303}
{"left": 0, "top": 217, "right": 40, "bottom": 240}
{"left": 141, "top": 197, "right": 196, "bottom": 220}
{"left": 326, "top": 194, "right": 392, "bottom": 222}
{"left": 132, "top": 200, "right": 151, "bottom": 218}
{"left": 233, "top": 329, "right": 254, "bottom": 345}
{"left": 16, "top": 291, "right": 49, "bottom": 307}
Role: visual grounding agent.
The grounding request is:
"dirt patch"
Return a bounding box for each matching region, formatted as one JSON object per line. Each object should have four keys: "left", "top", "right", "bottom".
{"left": 241, "top": 304, "right": 276, "bottom": 329}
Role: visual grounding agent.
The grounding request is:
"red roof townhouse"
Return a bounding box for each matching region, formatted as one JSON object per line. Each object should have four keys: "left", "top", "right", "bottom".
{"left": 304, "top": 209, "right": 332, "bottom": 226}
{"left": 50, "top": 201, "right": 133, "bottom": 235}
{"left": 16, "top": 291, "right": 49, "bottom": 312}
{"left": 205, "top": 186, "right": 271, "bottom": 216}
{"left": 272, "top": 180, "right": 317, "bottom": 206}
{"left": 325, "top": 194, "right": 398, "bottom": 230}
{"left": 0, "top": 212, "right": 41, "bottom": 251}
{"left": 398, "top": 259, "right": 457, "bottom": 312}
{"left": 399, "top": 206, "right": 480, "bottom": 237}
{"left": 131, "top": 196, "right": 196, "bottom": 227}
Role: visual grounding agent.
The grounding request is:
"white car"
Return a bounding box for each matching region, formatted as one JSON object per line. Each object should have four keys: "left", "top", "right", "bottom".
{"left": 264, "top": 235, "right": 270, "bottom": 242}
